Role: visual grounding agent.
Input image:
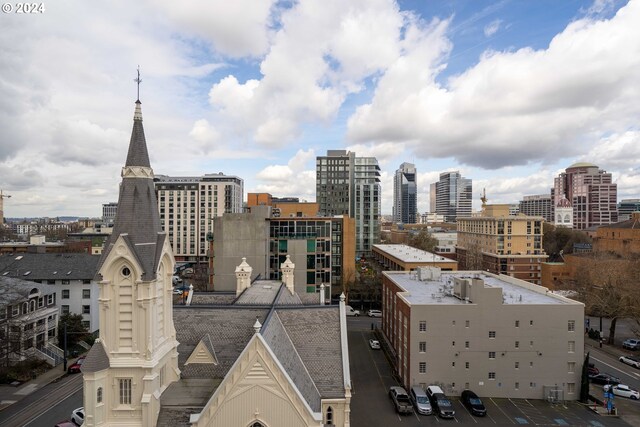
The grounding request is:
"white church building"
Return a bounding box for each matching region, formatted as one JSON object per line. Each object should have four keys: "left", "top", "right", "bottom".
{"left": 82, "top": 96, "right": 351, "bottom": 427}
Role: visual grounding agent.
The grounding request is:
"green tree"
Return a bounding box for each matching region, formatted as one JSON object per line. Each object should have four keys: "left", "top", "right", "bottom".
{"left": 543, "top": 223, "right": 591, "bottom": 259}
{"left": 58, "top": 313, "right": 89, "bottom": 348}
{"left": 408, "top": 229, "right": 438, "bottom": 253}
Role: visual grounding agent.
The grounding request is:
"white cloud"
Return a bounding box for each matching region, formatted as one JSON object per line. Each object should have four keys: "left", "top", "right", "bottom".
{"left": 579, "top": 131, "right": 640, "bottom": 170}
{"left": 348, "top": 0, "right": 640, "bottom": 170}
{"left": 253, "top": 149, "right": 316, "bottom": 199}
{"left": 484, "top": 19, "right": 502, "bottom": 37}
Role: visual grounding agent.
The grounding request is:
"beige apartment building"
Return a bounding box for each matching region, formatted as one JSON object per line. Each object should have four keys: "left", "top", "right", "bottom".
{"left": 456, "top": 204, "right": 547, "bottom": 285}
{"left": 372, "top": 244, "right": 458, "bottom": 271}
{"left": 382, "top": 267, "right": 584, "bottom": 401}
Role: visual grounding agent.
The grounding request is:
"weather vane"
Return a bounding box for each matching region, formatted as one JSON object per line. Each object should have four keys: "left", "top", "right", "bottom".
{"left": 134, "top": 66, "right": 142, "bottom": 101}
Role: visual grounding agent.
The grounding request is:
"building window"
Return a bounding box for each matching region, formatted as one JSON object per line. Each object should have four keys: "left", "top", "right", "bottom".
{"left": 419, "top": 342, "right": 426, "bottom": 353}
{"left": 515, "top": 382, "right": 519, "bottom": 390}
{"left": 489, "top": 331, "right": 496, "bottom": 338}
{"left": 82, "top": 305, "right": 90, "bottom": 314}
{"left": 529, "top": 320, "right": 533, "bottom": 326}
{"left": 82, "top": 289, "right": 91, "bottom": 299}
{"left": 488, "top": 372, "right": 496, "bottom": 380}
{"left": 489, "top": 352, "right": 496, "bottom": 359}
{"left": 61, "top": 280, "right": 70, "bottom": 285}
{"left": 82, "top": 321, "right": 90, "bottom": 330}
{"left": 119, "top": 378, "right": 132, "bottom": 405}
{"left": 515, "top": 320, "right": 520, "bottom": 327}
{"left": 61, "top": 305, "right": 70, "bottom": 314}
{"left": 419, "top": 362, "right": 426, "bottom": 374}
{"left": 62, "top": 290, "right": 70, "bottom": 299}
{"left": 515, "top": 361, "right": 519, "bottom": 369}
{"left": 47, "top": 294, "right": 54, "bottom": 304}
{"left": 568, "top": 362, "right": 575, "bottom": 373}
{"left": 567, "top": 383, "right": 575, "bottom": 394}
{"left": 465, "top": 341, "right": 470, "bottom": 349}
{"left": 465, "top": 320, "right": 470, "bottom": 328}
{"left": 568, "top": 341, "right": 575, "bottom": 353}
{"left": 530, "top": 382, "right": 536, "bottom": 388}
{"left": 568, "top": 320, "right": 575, "bottom": 332}
{"left": 326, "top": 406, "right": 333, "bottom": 425}
{"left": 97, "top": 387, "right": 103, "bottom": 403}
{"left": 419, "top": 321, "right": 426, "bottom": 332}
{"left": 452, "top": 362, "right": 456, "bottom": 367}
{"left": 515, "top": 341, "right": 520, "bottom": 349}
{"left": 465, "top": 362, "right": 470, "bottom": 369}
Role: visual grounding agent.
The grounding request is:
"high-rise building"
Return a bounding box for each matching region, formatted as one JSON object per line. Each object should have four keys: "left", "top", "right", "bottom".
{"left": 429, "top": 182, "right": 436, "bottom": 213}
{"left": 618, "top": 199, "right": 640, "bottom": 221}
{"left": 456, "top": 204, "right": 547, "bottom": 285}
{"left": 552, "top": 162, "right": 618, "bottom": 230}
{"left": 393, "top": 162, "right": 417, "bottom": 224}
{"left": 316, "top": 150, "right": 381, "bottom": 257}
{"left": 433, "top": 171, "right": 472, "bottom": 222}
{"left": 154, "top": 173, "right": 243, "bottom": 262}
{"left": 101, "top": 202, "right": 118, "bottom": 224}
{"left": 519, "top": 194, "right": 552, "bottom": 222}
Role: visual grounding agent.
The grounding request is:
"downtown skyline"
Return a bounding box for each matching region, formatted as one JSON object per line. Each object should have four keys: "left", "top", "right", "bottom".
{"left": 1, "top": 0, "right": 639, "bottom": 218}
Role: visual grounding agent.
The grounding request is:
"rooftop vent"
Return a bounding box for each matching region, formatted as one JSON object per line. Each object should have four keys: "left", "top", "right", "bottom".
{"left": 15, "top": 255, "right": 23, "bottom": 260}
{"left": 66, "top": 271, "right": 72, "bottom": 275}
{"left": 23, "top": 271, "right": 31, "bottom": 276}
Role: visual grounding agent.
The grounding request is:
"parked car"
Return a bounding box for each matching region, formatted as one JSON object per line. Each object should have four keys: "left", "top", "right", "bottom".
{"left": 345, "top": 306, "right": 360, "bottom": 316}
{"left": 461, "top": 389, "right": 487, "bottom": 416}
{"left": 426, "top": 385, "right": 455, "bottom": 419}
{"left": 604, "top": 384, "right": 640, "bottom": 400}
{"left": 67, "top": 357, "right": 86, "bottom": 374}
{"left": 369, "top": 339, "right": 381, "bottom": 350}
{"left": 71, "top": 407, "right": 84, "bottom": 425}
{"left": 409, "top": 386, "right": 432, "bottom": 415}
{"left": 619, "top": 355, "right": 640, "bottom": 368}
{"left": 389, "top": 386, "right": 413, "bottom": 414}
{"left": 367, "top": 309, "right": 382, "bottom": 317}
{"left": 587, "top": 363, "right": 599, "bottom": 376}
{"left": 623, "top": 338, "right": 640, "bottom": 350}
{"left": 589, "top": 373, "right": 621, "bottom": 385}
{"left": 55, "top": 422, "right": 77, "bottom": 427}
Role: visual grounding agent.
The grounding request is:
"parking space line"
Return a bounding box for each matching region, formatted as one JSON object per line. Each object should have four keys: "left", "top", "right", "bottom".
{"left": 490, "top": 397, "right": 516, "bottom": 424}
{"left": 456, "top": 400, "right": 478, "bottom": 423}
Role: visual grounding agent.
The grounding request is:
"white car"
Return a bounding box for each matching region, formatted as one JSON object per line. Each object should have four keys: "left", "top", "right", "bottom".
{"left": 604, "top": 384, "right": 640, "bottom": 400}
{"left": 71, "top": 407, "right": 84, "bottom": 425}
{"left": 619, "top": 355, "right": 640, "bottom": 368}
{"left": 367, "top": 309, "right": 382, "bottom": 317}
{"left": 369, "top": 339, "right": 381, "bottom": 350}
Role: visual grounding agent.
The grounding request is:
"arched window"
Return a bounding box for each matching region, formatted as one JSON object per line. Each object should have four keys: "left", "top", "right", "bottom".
{"left": 564, "top": 214, "right": 570, "bottom": 223}
{"left": 326, "top": 406, "right": 334, "bottom": 425}
{"left": 22, "top": 302, "right": 28, "bottom": 315}
{"left": 557, "top": 214, "right": 562, "bottom": 222}
{"left": 29, "top": 300, "right": 36, "bottom": 312}
{"left": 97, "top": 387, "right": 103, "bottom": 403}
{"left": 249, "top": 423, "right": 265, "bottom": 427}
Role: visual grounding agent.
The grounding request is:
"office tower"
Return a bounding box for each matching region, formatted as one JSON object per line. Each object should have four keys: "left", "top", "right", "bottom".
{"left": 552, "top": 163, "right": 617, "bottom": 230}
{"left": 393, "top": 162, "right": 417, "bottom": 224}
{"left": 316, "top": 150, "right": 381, "bottom": 257}
{"left": 101, "top": 202, "right": 118, "bottom": 224}
{"left": 154, "top": 173, "right": 243, "bottom": 262}
{"left": 618, "top": 199, "right": 640, "bottom": 221}
{"left": 433, "top": 171, "right": 472, "bottom": 222}
{"left": 519, "top": 195, "right": 552, "bottom": 222}
{"left": 429, "top": 183, "right": 436, "bottom": 213}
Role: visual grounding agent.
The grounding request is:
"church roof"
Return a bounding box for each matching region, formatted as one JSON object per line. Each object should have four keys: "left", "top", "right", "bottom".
{"left": 0, "top": 253, "right": 99, "bottom": 281}
{"left": 96, "top": 101, "right": 165, "bottom": 282}
{"left": 82, "top": 340, "right": 110, "bottom": 373}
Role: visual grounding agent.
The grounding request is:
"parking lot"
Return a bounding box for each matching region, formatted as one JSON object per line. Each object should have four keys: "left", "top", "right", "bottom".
{"left": 348, "top": 317, "right": 634, "bottom": 427}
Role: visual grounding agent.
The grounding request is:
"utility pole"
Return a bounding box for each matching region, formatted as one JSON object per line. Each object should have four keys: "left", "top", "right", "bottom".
{"left": 0, "top": 189, "right": 12, "bottom": 227}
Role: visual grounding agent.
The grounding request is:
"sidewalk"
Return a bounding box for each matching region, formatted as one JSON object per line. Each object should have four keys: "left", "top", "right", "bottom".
{"left": 0, "top": 363, "right": 68, "bottom": 412}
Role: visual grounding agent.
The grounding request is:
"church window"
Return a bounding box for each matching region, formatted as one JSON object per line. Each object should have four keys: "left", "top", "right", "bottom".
{"left": 326, "top": 406, "right": 334, "bottom": 425}
{"left": 119, "top": 378, "right": 132, "bottom": 405}
{"left": 97, "top": 387, "right": 103, "bottom": 403}
{"left": 121, "top": 267, "right": 131, "bottom": 277}
{"left": 249, "top": 423, "right": 265, "bottom": 427}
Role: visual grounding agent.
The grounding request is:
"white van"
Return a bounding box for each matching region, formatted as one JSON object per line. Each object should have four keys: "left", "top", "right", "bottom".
{"left": 345, "top": 305, "right": 360, "bottom": 316}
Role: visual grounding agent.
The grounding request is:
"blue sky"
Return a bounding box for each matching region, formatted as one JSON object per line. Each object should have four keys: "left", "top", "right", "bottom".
{"left": 1, "top": 0, "right": 639, "bottom": 218}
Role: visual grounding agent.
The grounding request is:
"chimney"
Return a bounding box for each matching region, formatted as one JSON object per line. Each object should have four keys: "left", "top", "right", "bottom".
{"left": 281, "top": 254, "right": 295, "bottom": 295}
{"left": 235, "top": 257, "right": 252, "bottom": 296}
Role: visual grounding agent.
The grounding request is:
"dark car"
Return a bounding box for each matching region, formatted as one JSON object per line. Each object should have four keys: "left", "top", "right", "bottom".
{"left": 461, "top": 389, "right": 487, "bottom": 416}
{"left": 589, "top": 373, "right": 621, "bottom": 385}
{"left": 67, "top": 356, "right": 86, "bottom": 374}
{"left": 426, "top": 385, "right": 455, "bottom": 419}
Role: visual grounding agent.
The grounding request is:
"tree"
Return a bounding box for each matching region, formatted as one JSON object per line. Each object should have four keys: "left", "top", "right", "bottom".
{"left": 408, "top": 229, "right": 438, "bottom": 253}
{"left": 58, "top": 313, "right": 89, "bottom": 348}
{"left": 543, "top": 223, "right": 592, "bottom": 260}
{"left": 464, "top": 241, "right": 485, "bottom": 271}
{"left": 580, "top": 352, "right": 590, "bottom": 403}
{"left": 570, "top": 253, "right": 640, "bottom": 344}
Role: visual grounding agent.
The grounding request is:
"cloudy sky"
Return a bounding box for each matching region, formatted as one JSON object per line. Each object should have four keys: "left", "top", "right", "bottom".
{"left": 1, "top": 0, "right": 639, "bottom": 218}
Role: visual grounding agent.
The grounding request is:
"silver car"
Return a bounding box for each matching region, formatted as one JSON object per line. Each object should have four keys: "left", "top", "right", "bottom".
{"left": 410, "top": 386, "right": 432, "bottom": 415}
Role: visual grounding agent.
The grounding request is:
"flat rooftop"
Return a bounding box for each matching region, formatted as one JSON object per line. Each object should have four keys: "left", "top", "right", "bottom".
{"left": 373, "top": 244, "right": 457, "bottom": 263}
{"left": 386, "top": 270, "right": 578, "bottom": 306}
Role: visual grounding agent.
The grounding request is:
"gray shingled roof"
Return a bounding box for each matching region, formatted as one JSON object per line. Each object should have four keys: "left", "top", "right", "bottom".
{"left": 82, "top": 340, "right": 110, "bottom": 373}
{"left": 0, "top": 276, "right": 50, "bottom": 304}
{"left": 0, "top": 253, "right": 99, "bottom": 281}
{"left": 96, "top": 101, "right": 165, "bottom": 282}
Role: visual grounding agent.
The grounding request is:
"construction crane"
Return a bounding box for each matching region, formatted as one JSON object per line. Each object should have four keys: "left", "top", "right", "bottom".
{"left": 0, "top": 189, "right": 11, "bottom": 226}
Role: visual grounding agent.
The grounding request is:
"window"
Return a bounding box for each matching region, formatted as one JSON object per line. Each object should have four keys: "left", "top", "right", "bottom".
{"left": 515, "top": 362, "right": 519, "bottom": 369}
{"left": 465, "top": 362, "right": 470, "bottom": 369}
{"left": 419, "top": 342, "right": 426, "bottom": 353}
{"left": 419, "top": 321, "right": 427, "bottom": 332}
{"left": 465, "top": 341, "right": 469, "bottom": 349}
{"left": 515, "top": 341, "right": 520, "bottom": 349}
{"left": 326, "top": 406, "right": 333, "bottom": 425}
{"left": 568, "top": 341, "right": 575, "bottom": 353}
{"left": 452, "top": 362, "right": 456, "bottom": 367}
{"left": 568, "top": 320, "right": 575, "bottom": 332}
{"left": 465, "top": 320, "right": 470, "bottom": 328}
{"left": 515, "top": 320, "right": 520, "bottom": 327}
{"left": 82, "top": 305, "right": 91, "bottom": 314}
{"left": 488, "top": 372, "right": 496, "bottom": 380}
{"left": 97, "top": 387, "right": 103, "bottom": 403}
{"left": 82, "top": 289, "right": 91, "bottom": 299}
{"left": 119, "top": 378, "right": 132, "bottom": 405}
{"left": 489, "top": 331, "right": 496, "bottom": 338}
{"left": 529, "top": 320, "right": 533, "bottom": 326}
{"left": 515, "top": 382, "right": 520, "bottom": 390}
{"left": 452, "top": 341, "right": 455, "bottom": 346}
{"left": 530, "top": 382, "right": 536, "bottom": 388}
{"left": 568, "top": 362, "right": 575, "bottom": 373}
{"left": 567, "top": 383, "right": 575, "bottom": 394}
{"left": 62, "top": 290, "right": 70, "bottom": 299}
{"left": 489, "top": 352, "right": 496, "bottom": 359}
{"left": 61, "top": 305, "right": 70, "bottom": 314}
{"left": 61, "top": 280, "right": 70, "bottom": 285}
{"left": 419, "top": 362, "right": 426, "bottom": 373}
